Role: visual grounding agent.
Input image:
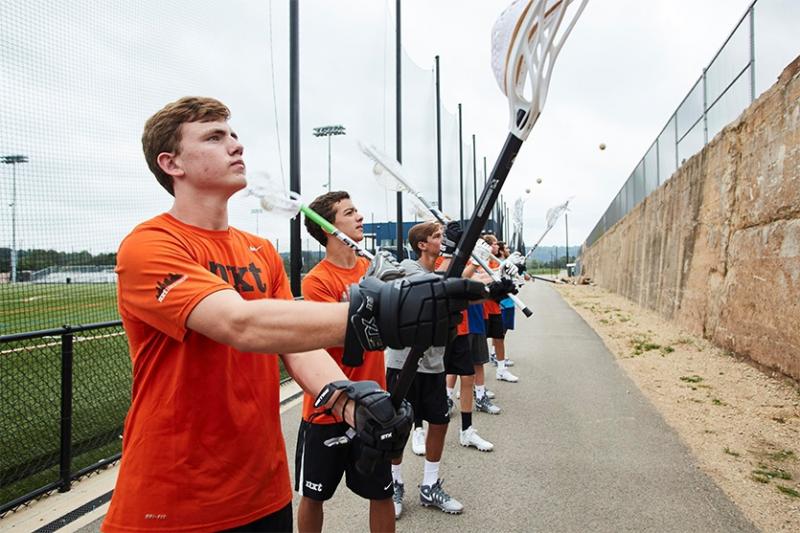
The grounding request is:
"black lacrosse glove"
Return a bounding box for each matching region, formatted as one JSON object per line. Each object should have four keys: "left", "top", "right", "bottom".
{"left": 314, "top": 380, "right": 414, "bottom": 474}
{"left": 487, "top": 277, "right": 518, "bottom": 302}
{"left": 342, "top": 274, "right": 486, "bottom": 365}
{"left": 440, "top": 221, "right": 463, "bottom": 257}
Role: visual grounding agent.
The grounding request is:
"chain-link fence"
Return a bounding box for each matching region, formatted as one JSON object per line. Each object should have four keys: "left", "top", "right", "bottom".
{"left": 0, "top": 322, "right": 129, "bottom": 515}
{"left": 585, "top": 0, "right": 800, "bottom": 248}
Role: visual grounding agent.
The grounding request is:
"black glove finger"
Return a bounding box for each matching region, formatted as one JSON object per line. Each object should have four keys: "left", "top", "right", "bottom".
{"left": 443, "top": 278, "right": 487, "bottom": 309}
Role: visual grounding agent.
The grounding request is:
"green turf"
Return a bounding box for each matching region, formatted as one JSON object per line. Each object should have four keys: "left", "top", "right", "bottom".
{"left": 0, "top": 283, "right": 119, "bottom": 335}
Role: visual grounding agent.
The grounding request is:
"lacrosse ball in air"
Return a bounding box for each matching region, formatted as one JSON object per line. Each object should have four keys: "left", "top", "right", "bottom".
{"left": 372, "top": 162, "right": 384, "bottom": 175}
{"left": 599, "top": 143, "right": 606, "bottom": 151}
{"left": 525, "top": 188, "right": 531, "bottom": 193}
{"left": 536, "top": 178, "right": 542, "bottom": 184}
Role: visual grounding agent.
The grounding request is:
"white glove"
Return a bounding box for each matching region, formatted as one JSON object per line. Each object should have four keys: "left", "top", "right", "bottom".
{"left": 508, "top": 251, "right": 526, "bottom": 267}
{"left": 502, "top": 262, "right": 519, "bottom": 278}
{"left": 365, "top": 250, "right": 405, "bottom": 282}
{"left": 472, "top": 240, "right": 493, "bottom": 265}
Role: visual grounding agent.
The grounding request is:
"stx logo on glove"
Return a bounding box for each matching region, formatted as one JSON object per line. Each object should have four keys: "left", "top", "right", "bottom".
{"left": 359, "top": 316, "right": 381, "bottom": 350}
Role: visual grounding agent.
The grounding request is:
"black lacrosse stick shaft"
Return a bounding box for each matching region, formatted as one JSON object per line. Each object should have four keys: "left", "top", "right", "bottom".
{"left": 390, "top": 132, "right": 524, "bottom": 409}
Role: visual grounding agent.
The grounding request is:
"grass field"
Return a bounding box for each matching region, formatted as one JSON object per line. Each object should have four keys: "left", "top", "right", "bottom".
{"left": 0, "top": 283, "right": 291, "bottom": 509}
{"left": 0, "top": 283, "right": 119, "bottom": 335}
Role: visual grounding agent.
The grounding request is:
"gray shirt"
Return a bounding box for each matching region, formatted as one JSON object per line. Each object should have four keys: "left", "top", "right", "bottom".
{"left": 385, "top": 259, "right": 446, "bottom": 374}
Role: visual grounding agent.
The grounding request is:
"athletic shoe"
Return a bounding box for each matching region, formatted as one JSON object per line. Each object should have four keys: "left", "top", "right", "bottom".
{"left": 446, "top": 397, "right": 456, "bottom": 417}
{"left": 393, "top": 480, "right": 404, "bottom": 519}
{"left": 462, "top": 388, "right": 495, "bottom": 400}
{"left": 496, "top": 368, "right": 519, "bottom": 383}
{"left": 492, "top": 356, "right": 515, "bottom": 367}
{"left": 504, "top": 358, "right": 515, "bottom": 367}
{"left": 419, "top": 479, "right": 464, "bottom": 514}
{"left": 411, "top": 427, "right": 426, "bottom": 456}
{"left": 475, "top": 393, "right": 501, "bottom": 414}
{"left": 459, "top": 426, "right": 494, "bottom": 451}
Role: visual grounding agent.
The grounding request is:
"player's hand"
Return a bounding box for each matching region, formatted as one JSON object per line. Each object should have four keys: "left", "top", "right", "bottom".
{"left": 314, "top": 380, "right": 414, "bottom": 474}
{"left": 441, "top": 221, "right": 463, "bottom": 257}
{"left": 487, "top": 277, "right": 518, "bottom": 302}
{"left": 365, "top": 250, "right": 405, "bottom": 282}
{"left": 472, "top": 239, "right": 493, "bottom": 264}
{"left": 501, "top": 261, "right": 519, "bottom": 278}
{"left": 342, "top": 274, "right": 486, "bottom": 364}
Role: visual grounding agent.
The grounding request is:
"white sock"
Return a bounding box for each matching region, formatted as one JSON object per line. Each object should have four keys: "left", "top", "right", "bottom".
{"left": 422, "top": 460, "right": 440, "bottom": 487}
{"left": 446, "top": 387, "right": 454, "bottom": 399}
{"left": 391, "top": 464, "right": 403, "bottom": 484}
{"left": 498, "top": 359, "right": 506, "bottom": 372}
{"left": 475, "top": 384, "right": 485, "bottom": 400}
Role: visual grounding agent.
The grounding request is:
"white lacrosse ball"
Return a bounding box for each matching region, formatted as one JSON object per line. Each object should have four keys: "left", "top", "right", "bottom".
{"left": 372, "top": 162, "right": 384, "bottom": 175}
{"left": 525, "top": 188, "right": 531, "bottom": 193}
{"left": 536, "top": 178, "right": 542, "bottom": 184}
{"left": 599, "top": 143, "right": 606, "bottom": 151}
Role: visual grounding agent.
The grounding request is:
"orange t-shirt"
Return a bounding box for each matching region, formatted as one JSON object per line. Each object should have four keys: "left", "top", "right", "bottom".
{"left": 102, "top": 214, "right": 292, "bottom": 533}
{"left": 483, "top": 257, "right": 502, "bottom": 315}
{"left": 300, "top": 257, "right": 386, "bottom": 424}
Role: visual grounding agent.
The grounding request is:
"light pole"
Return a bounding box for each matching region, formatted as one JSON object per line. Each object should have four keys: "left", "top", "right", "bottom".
{"left": 312, "top": 124, "right": 346, "bottom": 191}
{"left": 3, "top": 154, "right": 29, "bottom": 282}
{"left": 251, "top": 208, "right": 263, "bottom": 234}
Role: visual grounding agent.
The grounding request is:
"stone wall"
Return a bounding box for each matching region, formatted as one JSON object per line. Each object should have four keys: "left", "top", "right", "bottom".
{"left": 581, "top": 56, "right": 800, "bottom": 381}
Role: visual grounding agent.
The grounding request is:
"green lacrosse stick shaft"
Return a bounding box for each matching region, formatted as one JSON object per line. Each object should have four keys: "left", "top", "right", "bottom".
{"left": 299, "top": 204, "right": 374, "bottom": 260}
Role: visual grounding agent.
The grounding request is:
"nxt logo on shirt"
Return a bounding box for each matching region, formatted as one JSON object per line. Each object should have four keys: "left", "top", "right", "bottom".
{"left": 208, "top": 261, "right": 267, "bottom": 294}
{"left": 156, "top": 273, "right": 188, "bottom": 302}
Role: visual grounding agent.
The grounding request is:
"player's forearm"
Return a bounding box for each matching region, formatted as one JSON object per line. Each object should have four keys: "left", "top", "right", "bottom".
{"left": 281, "top": 350, "right": 355, "bottom": 426}
{"left": 231, "top": 299, "right": 348, "bottom": 354}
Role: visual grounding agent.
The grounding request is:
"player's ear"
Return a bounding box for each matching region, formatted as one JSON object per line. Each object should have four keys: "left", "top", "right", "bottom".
{"left": 157, "top": 152, "right": 185, "bottom": 178}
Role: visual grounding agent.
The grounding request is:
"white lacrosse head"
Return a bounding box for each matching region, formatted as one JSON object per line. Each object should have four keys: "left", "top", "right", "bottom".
{"left": 545, "top": 199, "right": 570, "bottom": 229}
{"left": 359, "top": 142, "right": 416, "bottom": 193}
{"left": 246, "top": 175, "right": 303, "bottom": 220}
{"left": 491, "top": 0, "right": 588, "bottom": 140}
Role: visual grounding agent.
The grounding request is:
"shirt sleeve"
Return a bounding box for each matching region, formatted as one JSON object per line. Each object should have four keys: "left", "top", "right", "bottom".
{"left": 116, "top": 227, "right": 232, "bottom": 341}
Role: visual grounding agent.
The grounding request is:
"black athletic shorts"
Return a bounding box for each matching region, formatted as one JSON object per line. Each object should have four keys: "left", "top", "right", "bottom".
{"left": 294, "top": 421, "right": 392, "bottom": 501}
{"left": 386, "top": 368, "right": 449, "bottom": 425}
{"left": 221, "top": 503, "right": 292, "bottom": 532}
{"left": 469, "top": 333, "right": 490, "bottom": 365}
{"left": 444, "top": 335, "right": 475, "bottom": 376}
{"left": 486, "top": 313, "right": 506, "bottom": 339}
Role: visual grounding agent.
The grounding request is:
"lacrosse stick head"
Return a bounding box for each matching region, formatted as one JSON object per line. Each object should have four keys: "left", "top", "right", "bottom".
{"left": 491, "top": 0, "right": 588, "bottom": 140}
{"left": 545, "top": 199, "right": 571, "bottom": 229}
{"left": 245, "top": 173, "right": 303, "bottom": 219}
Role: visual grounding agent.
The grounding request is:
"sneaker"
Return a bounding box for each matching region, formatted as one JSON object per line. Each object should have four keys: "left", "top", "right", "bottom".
{"left": 489, "top": 352, "right": 497, "bottom": 365}
{"left": 411, "top": 427, "right": 426, "bottom": 456}
{"left": 459, "top": 426, "right": 494, "bottom": 451}
{"left": 446, "top": 397, "right": 456, "bottom": 417}
{"left": 472, "top": 387, "right": 496, "bottom": 400}
{"left": 496, "top": 368, "right": 519, "bottom": 383}
{"left": 475, "top": 393, "right": 502, "bottom": 414}
{"left": 504, "top": 358, "right": 515, "bottom": 367}
{"left": 419, "top": 479, "right": 464, "bottom": 514}
{"left": 393, "top": 480, "right": 404, "bottom": 519}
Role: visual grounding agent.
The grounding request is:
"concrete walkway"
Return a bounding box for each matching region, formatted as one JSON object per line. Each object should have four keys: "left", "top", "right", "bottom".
{"left": 281, "top": 282, "right": 755, "bottom": 532}
{"left": 18, "top": 282, "right": 754, "bottom": 532}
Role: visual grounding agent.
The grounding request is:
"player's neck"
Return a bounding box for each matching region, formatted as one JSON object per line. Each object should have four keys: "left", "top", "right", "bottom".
{"left": 169, "top": 191, "right": 229, "bottom": 231}
{"left": 325, "top": 238, "right": 358, "bottom": 269}
{"left": 418, "top": 252, "right": 436, "bottom": 272}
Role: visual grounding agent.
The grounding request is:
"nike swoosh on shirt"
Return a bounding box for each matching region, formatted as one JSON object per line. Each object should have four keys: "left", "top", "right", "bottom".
{"left": 249, "top": 245, "right": 263, "bottom": 252}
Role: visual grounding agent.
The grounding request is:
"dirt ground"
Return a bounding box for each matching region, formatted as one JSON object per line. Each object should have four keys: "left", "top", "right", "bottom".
{"left": 555, "top": 283, "right": 800, "bottom": 532}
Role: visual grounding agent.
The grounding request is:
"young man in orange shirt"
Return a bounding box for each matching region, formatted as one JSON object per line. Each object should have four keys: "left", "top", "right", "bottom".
{"left": 102, "top": 97, "right": 483, "bottom": 533}
{"left": 296, "top": 191, "right": 399, "bottom": 533}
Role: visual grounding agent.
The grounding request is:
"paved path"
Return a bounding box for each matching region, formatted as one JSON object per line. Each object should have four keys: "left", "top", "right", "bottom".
{"left": 73, "top": 282, "right": 754, "bottom": 532}
{"left": 283, "top": 282, "right": 755, "bottom": 532}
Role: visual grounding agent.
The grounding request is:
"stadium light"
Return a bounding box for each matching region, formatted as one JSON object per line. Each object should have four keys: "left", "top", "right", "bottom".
{"left": 312, "top": 124, "right": 346, "bottom": 192}
{"left": 2, "top": 154, "right": 29, "bottom": 283}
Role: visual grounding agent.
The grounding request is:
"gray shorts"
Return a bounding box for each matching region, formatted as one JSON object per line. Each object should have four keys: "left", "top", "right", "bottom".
{"left": 468, "top": 333, "right": 490, "bottom": 365}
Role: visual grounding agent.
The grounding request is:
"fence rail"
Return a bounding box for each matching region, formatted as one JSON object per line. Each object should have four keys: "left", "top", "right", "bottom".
{"left": 584, "top": 0, "right": 800, "bottom": 249}
{"left": 0, "top": 321, "right": 129, "bottom": 516}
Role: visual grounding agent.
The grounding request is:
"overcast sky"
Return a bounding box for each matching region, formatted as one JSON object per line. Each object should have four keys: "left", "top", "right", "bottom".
{"left": 2, "top": 0, "right": 797, "bottom": 256}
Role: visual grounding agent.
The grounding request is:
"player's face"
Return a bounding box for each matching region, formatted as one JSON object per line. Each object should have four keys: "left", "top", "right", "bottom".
{"left": 171, "top": 120, "right": 246, "bottom": 197}
{"left": 333, "top": 198, "right": 364, "bottom": 242}
{"left": 425, "top": 228, "right": 443, "bottom": 256}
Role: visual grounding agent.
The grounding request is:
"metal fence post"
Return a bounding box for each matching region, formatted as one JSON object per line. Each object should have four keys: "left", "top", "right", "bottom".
{"left": 59, "top": 329, "right": 74, "bottom": 493}
{"left": 749, "top": 6, "right": 756, "bottom": 102}
{"left": 702, "top": 67, "right": 708, "bottom": 145}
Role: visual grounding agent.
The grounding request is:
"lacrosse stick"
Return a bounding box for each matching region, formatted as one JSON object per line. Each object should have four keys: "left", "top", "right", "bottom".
{"left": 361, "top": 142, "right": 533, "bottom": 318}
{"left": 246, "top": 183, "right": 375, "bottom": 260}
{"left": 519, "top": 199, "right": 571, "bottom": 263}
{"left": 383, "top": 0, "right": 587, "bottom": 409}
